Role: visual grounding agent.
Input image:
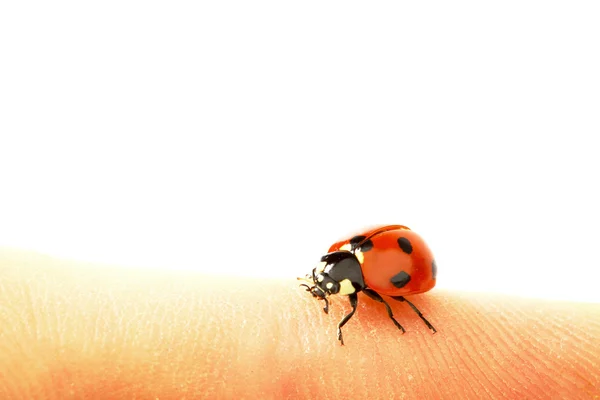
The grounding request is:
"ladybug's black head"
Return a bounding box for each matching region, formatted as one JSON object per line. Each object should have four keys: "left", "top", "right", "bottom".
{"left": 299, "top": 251, "right": 365, "bottom": 314}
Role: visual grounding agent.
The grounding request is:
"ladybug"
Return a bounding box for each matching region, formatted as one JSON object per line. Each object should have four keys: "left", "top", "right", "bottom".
{"left": 299, "top": 225, "right": 437, "bottom": 345}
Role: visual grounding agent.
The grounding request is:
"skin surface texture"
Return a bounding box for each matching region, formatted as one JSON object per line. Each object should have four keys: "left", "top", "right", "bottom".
{"left": 1, "top": 248, "right": 599, "bottom": 399}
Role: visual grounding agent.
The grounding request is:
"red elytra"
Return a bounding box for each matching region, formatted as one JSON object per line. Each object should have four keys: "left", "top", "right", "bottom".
{"left": 299, "top": 224, "right": 437, "bottom": 345}
{"left": 327, "top": 224, "right": 437, "bottom": 297}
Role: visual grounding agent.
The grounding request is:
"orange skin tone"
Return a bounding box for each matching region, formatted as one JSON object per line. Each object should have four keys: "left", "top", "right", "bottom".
{"left": 1, "top": 248, "right": 600, "bottom": 399}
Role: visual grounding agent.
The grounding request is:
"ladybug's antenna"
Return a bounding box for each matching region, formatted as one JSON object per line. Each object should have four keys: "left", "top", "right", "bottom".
{"left": 299, "top": 283, "right": 313, "bottom": 291}
{"left": 298, "top": 283, "right": 329, "bottom": 314}
{"left": 296, "top": 275, "right": 313, "bottom": 284}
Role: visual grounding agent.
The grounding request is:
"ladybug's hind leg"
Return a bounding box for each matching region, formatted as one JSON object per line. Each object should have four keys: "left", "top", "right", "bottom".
{"left": 337, "top": 293, "right": 358, "bottom": 345}
{"left": 392, "top": 296, "right": 437, "bottom": 333}
{"left": 363, "top": 289, "right": 406, "bottom": 334}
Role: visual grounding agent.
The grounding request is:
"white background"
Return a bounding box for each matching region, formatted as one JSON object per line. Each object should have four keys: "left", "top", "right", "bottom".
{"left": 1, "top": 2, "right": 599, "bottom": 302}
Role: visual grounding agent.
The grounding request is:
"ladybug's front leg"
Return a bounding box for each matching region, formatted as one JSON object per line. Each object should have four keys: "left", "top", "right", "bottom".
{"left": 337, "top": 293, "right": 358, "bottom": 345}
{"left": 321, "top": 296, "right": 329, "bottom": 314}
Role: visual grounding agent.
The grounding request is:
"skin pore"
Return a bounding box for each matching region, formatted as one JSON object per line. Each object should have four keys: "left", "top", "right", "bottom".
{"left": 1, "top": 248, "right": 599, "bottom": 399}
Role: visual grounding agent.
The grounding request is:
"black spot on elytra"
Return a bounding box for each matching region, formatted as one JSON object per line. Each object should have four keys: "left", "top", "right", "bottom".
{"left": 349, "top": 235, "right": 366, "bottom": 251}
{"left": 397, "top": 237, "right": 413, "bottom": 254}
{"left": 350, "top": 235, "right": 373, "bottom": 252}
{"left": 359, "top": 239, "right": 373, "bottom": 252}
{"left": 390, "top": 271, "right": 411, "bottom": 288}
{"left": 432, "top": 260, "right": 437, "bottom": 279}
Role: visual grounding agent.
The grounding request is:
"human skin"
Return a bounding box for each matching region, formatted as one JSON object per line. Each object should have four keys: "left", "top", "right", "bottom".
{"left": 1, "top": 249, "right": 599, "bottom": 399}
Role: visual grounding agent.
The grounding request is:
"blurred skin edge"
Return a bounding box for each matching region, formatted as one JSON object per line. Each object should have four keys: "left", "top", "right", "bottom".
{"left": 0, "top": 248, "right": 599, "bottom": 399}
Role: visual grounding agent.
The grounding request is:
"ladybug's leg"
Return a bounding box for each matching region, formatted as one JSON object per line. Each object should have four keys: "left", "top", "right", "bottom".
{"left": 392, "top": 296, "right": 437, "bottom": 333}
{"left": 362, "top": 289, "right": 406, "bottom": 334}
{"left": 337, "top": 293, "right": 358, "bottom": 345}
